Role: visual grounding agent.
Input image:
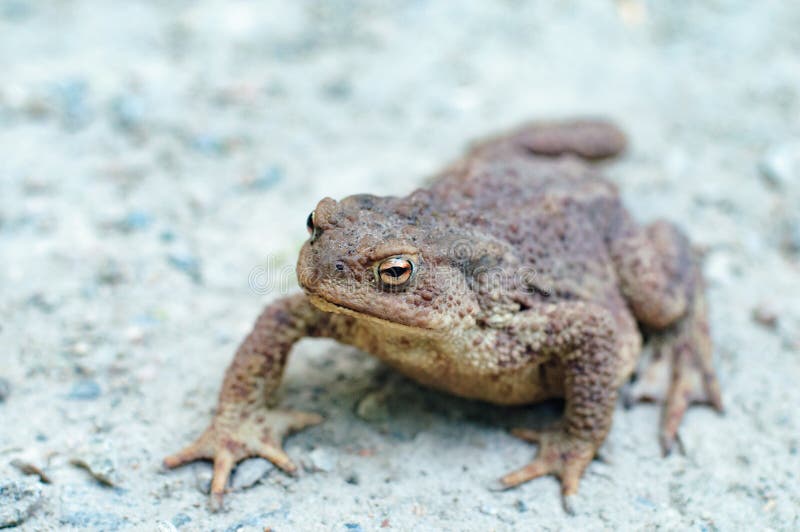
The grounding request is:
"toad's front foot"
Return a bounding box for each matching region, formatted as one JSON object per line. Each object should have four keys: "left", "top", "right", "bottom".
{"left": 164, "top": 408, "right": 323, "bottom": 510}
{"left": 499, "top": 426, "right": 598, "bottom": 514}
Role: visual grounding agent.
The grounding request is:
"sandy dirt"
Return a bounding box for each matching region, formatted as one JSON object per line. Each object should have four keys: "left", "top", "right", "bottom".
{"left": 1, "top": 1, "right": 799, "bottom": 530}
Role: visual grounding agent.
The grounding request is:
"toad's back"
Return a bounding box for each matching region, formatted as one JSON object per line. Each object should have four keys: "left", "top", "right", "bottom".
{"left": 427, "top": 149, "right": 629, "bottom": 309}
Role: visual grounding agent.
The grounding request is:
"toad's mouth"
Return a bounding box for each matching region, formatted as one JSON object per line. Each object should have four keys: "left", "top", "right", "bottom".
{"left": 306, "top": 294, "right": 440, "bottom": 335}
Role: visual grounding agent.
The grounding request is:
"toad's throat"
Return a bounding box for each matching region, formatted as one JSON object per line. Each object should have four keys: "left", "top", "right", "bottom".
{"left": 306, "top": 294, "right": 440, "bottom": 335}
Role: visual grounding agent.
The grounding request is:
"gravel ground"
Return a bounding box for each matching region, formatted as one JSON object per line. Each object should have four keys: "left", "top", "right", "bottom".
{"left": 1, "top": 1, "right": 799, "bottom": 530}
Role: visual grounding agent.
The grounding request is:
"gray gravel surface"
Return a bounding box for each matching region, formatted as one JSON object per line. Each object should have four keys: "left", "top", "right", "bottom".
{"left": 1, "top": 1, "right": 799, "bottom": 530}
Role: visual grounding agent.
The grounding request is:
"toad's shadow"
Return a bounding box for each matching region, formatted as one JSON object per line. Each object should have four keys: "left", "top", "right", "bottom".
{"left": 288, "top": 345, "right": 564, "bottom": 443}
{"left": 356, "top": 368, "right": 563, "bottom": 442}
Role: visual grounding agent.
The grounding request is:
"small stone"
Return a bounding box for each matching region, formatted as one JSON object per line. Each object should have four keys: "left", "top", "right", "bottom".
{"left": 50, "top": 78, "right": 92, "bottom": 130}
{"left": 783, "top": 217, "right": 800, "bottom": 256}
{"left": 0, "top": 377, "right": 10, "bottom": 402}
{"left": 110, "top": 93, "right": 147, "bottom": 132}
{"left": 345, "top": 473, "right": 360, "bottom": 485}
{"left": 1, "top": 0, "right": 34, "bottom": 21}
{"left": 27, "top": 292, "right": 58, "bottom": 313}
{"left": 307, "top": 447, "right": 336, "bottom": 472}
{"left": 159, "top": 229, "right": 176, "bottom": 243}
{"left": 479, "top": 504, "right": 498, "bottom": 516}
{"left": 194, "top": 465, "right": 213, "bottom": 494}
{"left": 116, "top": 211, "right": 153, "bottom": 232}
{"left": 514, "top": 500, "right": 527, "bottom": 513}
{"left": 10, "top": 459, "right": 52, "bottom": 484}
{"left": 0, "top": 480, "right": 43, "bottom": 528}
{"left": 70, "top": 341, "right": 90, "bottom": 356}
{"left": 171, "top": 513, "right": 192, "bottom": 528}
{"left": 243, "top": 166, "right": 283, "bottom": 191}
{"left": 167, "top": 252, "right": 202, "bottom": 284}
{"left": 321, "top": 79, "right": 352, "bottom": 100}
{"left": 759, "top": 141, "right": 800, "bottom": 189}
{"left": 355, "top": 389, "right": 390, "bottom": 422}
{"left": 68, "top": 379, "right": 101, "bottom": 400}
{"left": 189, "top": 133, "right": 227, "bottom": 155}
{"left": 752, "top": 305, "right": 779, "bottom": 329}
{"left": 231, "top": 458, "right": 274, "bottom": 491}
{"left": 96, "top": 259, "right": 125, "bottom": 285}
{"left": 58, "top": 485, "right": 126, "bottom": 528}
{"left": 344, "top": 524, "right": 363, "bottom": 531}
{"left": 70, "top": 455, "right": 121, "bottom": 487}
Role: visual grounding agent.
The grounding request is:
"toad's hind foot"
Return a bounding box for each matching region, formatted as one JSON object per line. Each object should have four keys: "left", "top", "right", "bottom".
{"left": 163, "top": 408, "right": 323, "bottom": 511}
{"left": 499, "top": 426, "right": 598, "bottom": 514}
{"left": 471, "top": 119, "right": 627, "bottom": 162}
{"left": 625, "top": 272, "right": 723, "bottom": 454}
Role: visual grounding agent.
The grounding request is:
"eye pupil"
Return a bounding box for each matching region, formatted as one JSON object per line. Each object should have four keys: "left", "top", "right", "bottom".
{"left": 306, "top": 212, "right": 314, "bottom": 235}
{"left": 383, "top": 266, "right": 407, "bottom": 277}
{"left": 377, "top": 257, "right": 414, "bottom": 287}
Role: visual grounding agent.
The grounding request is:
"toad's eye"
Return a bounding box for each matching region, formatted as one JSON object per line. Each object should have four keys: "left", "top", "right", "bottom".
{"left": 377, "top": 257, "right": 414, "bottom": 287}
{"left": 306, "top": 211, "right": 315, "bottom": 235}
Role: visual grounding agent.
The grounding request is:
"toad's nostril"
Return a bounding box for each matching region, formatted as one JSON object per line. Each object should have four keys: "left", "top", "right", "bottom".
{"left": 335, "top": 261, "right": 345, "bottom": 271}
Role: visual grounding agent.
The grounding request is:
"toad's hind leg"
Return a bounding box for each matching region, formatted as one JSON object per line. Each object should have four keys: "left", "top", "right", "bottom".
{"left": 470, "top": 119, "right": 627, "bottom": 161}
{"left": 626, "top": 269, "right": 723, "bottom": 453}
{"left": 619, "top": 222, "right": 723, "bottom": 454}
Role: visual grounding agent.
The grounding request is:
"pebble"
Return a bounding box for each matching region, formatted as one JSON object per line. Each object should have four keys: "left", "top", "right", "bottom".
{"left": 479, "top": 504, "right": 498, "bottom": 516}
{"left": 307, "top": 447, "right": 336, "bottom": 472}
{"left": 194, "top": 465, "right": 213, "bottom": 494}
{"left": 355, "top": 389, "right": 390, "bottom": 422}
{"left": 116, "top": 211, "right": 153, "bottom": 232}
{"left": 50, "top": 78, "right": 92, "bottom": 130}
{"left": 167, "top": 252, "right": 203, "bottom": 284}
{"left": 190, "top": 133, "right": 227, "bottom": 155}
{"left": 1, "top": 0, "right": 34, "bottom": 20}
{"left": 344, "top": 524, "right": 363, "bottom": 531}
{"left": 223, "top": 508, "right": 288, "bottom": 532}
{"left": 244, "top": 166, "right": 284, "bottom": 191}
{"left": 96, "top": 259, "right": 125, "bottom": 285}
{"left": 60, "top": 510, "right": 126, "bottom": 530}
{"left": 68, "top": 379, "right": 101, "bottom": 400}
{"left": 783, "top": 217, "right": 800, "bottom": 255}
{"left": 10, "top": 459, "right": 51, "bottom": 484}
{"left": 231, "top": 458, "right": 274, "bottom": 491}
{"left": 321, "top": 79, "right": 352, "bottom": 100}
{"left": 70, "top": 455, "right": 121, "bottom": 487}
{"left": 759, "top": 141, "right": 800, "bottom": 189}
{"left": 0, "top": 480, "right": 43, "bottom": 528}
{"left": 27, "top": 292, "right": 58, "bottom": 313}
{"left": 159, "top": 229, "right": 176, "bottom": 243}
{"left": 752, "top": 305, "right": 779, "bottom": 329}
{"left": 171, "top": 513, "right": 192, "bottom": 528}
{"left": 0, "top": 377, "right": 10, "bottom": 402}
{"left": 110, "top": 93, "right": 147, "bottom": 132}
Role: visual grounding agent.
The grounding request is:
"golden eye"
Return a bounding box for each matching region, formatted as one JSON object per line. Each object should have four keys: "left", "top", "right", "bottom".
{"left": 306, "top": 211, "right": 315, "bottom": 235}
{"left": 377, "top": 257, "right": 414, "bottom": 287}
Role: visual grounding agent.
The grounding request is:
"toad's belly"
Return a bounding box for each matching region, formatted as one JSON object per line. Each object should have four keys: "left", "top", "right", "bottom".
{"left": 382, "top": 354, "right": 567, "bottom": 405}
{"left": 356, "top": 334, "right": 567, "bottom": 405}
{"left": 348, "top": 313, "right": 641, "bottom": 406}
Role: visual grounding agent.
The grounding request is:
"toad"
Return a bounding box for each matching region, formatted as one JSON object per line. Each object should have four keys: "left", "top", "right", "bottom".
{"left": 164, "top": 119, "right": 723, "bottom": 511}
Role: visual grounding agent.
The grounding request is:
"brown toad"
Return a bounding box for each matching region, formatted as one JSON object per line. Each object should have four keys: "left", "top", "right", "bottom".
{"left": 165, "top": 119, "right": 723, "bottom": 510}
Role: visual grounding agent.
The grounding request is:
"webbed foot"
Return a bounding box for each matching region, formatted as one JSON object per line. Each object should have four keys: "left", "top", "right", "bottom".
{"left": 625, "top": 281, "right": 723, "bottom": 454}
{"left": 499, "top": 425, "right": 598, "bottom": 514}
{"left": 164, "top": 408, "right": 322, "bottom": 510}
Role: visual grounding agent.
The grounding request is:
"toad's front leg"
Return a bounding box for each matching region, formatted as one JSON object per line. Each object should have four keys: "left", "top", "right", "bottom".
{"left": 164, "top": 294, "right": 343, "bottom": 510}
{"left": 498, "top": 303, "right": 620, "bottom": 512}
